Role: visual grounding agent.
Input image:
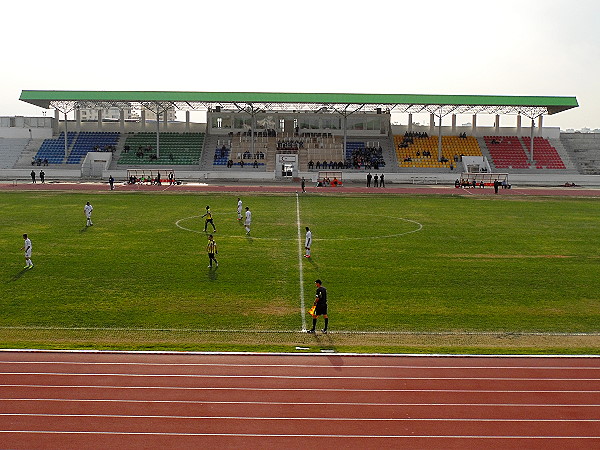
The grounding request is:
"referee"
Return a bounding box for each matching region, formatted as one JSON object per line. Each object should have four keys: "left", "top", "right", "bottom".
{"left": 206, "top": 234, "right": 218, "bottom": 268}
{"left": 307, "top": 279, "right": 328, "bottom": 334}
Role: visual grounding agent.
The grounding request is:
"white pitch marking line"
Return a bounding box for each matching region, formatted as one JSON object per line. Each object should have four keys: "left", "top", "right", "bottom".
{"left": 3, "top": 326, "right": 597, "bottom": 336}
{"left": 1, "top": 362, "right": 599, "bottom": 371}
{"left": 295, "top": 192, "right": 306, "bottom": 331}
{"left": 0, "top": 431, "right": 598, "bottom": 439}
{"left": 1, "top": 413, "right": 599, "bottom": 422}
{"left": 175, "top": 213, "right": 423, "bottom": 241}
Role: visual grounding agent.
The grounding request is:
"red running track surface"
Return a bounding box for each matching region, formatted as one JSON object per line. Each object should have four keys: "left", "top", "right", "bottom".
{"left": 0, "top": 351, "right": 599, "bottom": 449}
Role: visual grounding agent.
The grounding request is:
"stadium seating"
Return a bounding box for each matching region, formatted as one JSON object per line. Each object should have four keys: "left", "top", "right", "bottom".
{"left": 484, "top": 136, "right": 529, "bottom": 169}
{"left": 521, "top": 137, "right": 566, "bottom": 169}
{"left": 67, "top": 132, "right": 120, "bottom": 164}
{"left": 119, "top": 132, "right": 205, "bottom": 165}
{"left": 484, "top": 136, "right": 565, "bottom": 169}
{"left": 345, "top": 141, "right": 386, "bottom": 169}
{"left": 34, "top": 132, "right": 76, "bottom": 164}
{"left": 395, "top": 135, "right": 482, "bottom": 168}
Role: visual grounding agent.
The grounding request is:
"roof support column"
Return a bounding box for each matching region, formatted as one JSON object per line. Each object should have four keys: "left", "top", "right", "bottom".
{"left": 54, "top": 109, "right": 59, "bottom": 135}
{"left": 186, "top": 110, "right": 190, "bottom": 132}
{"left": 472, "top": 114, "right": 477, "bottom": 135}
{"left": 75, "top": 108, "right": 81, "bottom": 133}
{"left": 250, "top": 105, "right": 256, "bottom": 158}
{"left": 537, "top": 115, "right": 543, "bottom": 136}
{"left": 437, "top": 113, "right": 443, "bottom": 161}
{"left": 97, "top": 109, "right": 103, "bottom": 131}
{"left": 120, "top": 109, "right": 125, "bottom": 134}
{"left": 156, "top": 102, "right": 160, "bottom": 159}
{"left": 140, "top": 110, "right": 146, "bottom": 131}
{"left": 495, "top": 115, "right": 500, "bottom": 135}
{"left": 429, "top": 114, "right": 435, "bottom": 135}
{"left": 530, "top": 118, "right": 535, "bottom": 164}
{"left": 517, "top": 115, "right": 522, "bottom": 137}
{"left": 408, "top": 113, "right": 413, "bottom": 133}
{"left": 64, "top": 111, "right": 69, "bottom": 159}
{"left": 451, "top": 114, "right": 456, "bottom": 134}
{"left": 342, "top": 111, "right": 348, "bottom": 160}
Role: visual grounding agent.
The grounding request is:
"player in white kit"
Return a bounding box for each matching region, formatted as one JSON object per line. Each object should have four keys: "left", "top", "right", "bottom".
{"left": 244, "top": 207, "right": 252, "bottom": 235}
{"left": 84, "top": 202, "right": 94, "bottom": 227}
{"left": 21, "top": 233, "right": 33, "bottom": 269}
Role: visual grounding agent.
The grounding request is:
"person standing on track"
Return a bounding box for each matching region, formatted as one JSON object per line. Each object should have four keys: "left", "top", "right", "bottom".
{"left": 244, "top": 206, "right": 252, "bottom": 235}
{"left": 84, "top": 201, "right": 94, "bottom": 227}
{"left": 307, "top": 279, "right": 328, "bottom": 334}
{"left": 202, "top": 205, "right": 217, "bottom": 232}
{"left": 304, "top": 226, "right": 312, "bottom": 258}
{"left": 206, "top": 234, "right": 218, "bottom": 268}
{"left": 21, "top": 233, "right": 33, "bottom": 269}
{"left": 237, "top": 197, "right": 243, "bottom": 220}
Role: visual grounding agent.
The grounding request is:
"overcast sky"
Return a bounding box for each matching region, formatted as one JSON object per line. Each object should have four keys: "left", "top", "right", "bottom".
{"left": 2, "top": 0, "right": 598, "bottom": 130}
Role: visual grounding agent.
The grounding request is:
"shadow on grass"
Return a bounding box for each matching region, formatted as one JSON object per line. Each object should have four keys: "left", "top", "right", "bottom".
{"left": 208, "top": 266, "right": 218, "bottom": 281}
{"left": 306, "top": 257, "right": 318, "bottom": 269}
{"left": 79, "top": 226, "right": 88, "bottom": 234}
{"left": 306, "top": 331, "right": 338, "bottom": 355}
{"left": 7, "top": 268, "right": 30, "bottom": 283}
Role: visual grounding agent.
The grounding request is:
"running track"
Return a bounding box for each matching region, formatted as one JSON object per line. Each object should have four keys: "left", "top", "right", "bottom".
{"left": 2, "top": 180, "right": 600, "bottom": 197}
{"left": 0, "top": 351, "right": 599, "bottom": 449}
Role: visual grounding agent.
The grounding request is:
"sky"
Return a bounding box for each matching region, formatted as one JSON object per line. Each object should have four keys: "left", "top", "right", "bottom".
{"left": 2, "top": 0, "right": 599, "bottom": 130}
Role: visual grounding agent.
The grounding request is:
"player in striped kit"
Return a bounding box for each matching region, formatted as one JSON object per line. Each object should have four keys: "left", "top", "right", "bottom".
{"left": 206, "top": 234, "right": 218, "bottom": 268}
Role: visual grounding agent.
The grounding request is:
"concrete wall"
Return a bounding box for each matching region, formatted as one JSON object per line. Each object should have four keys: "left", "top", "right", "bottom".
{"left": 0, "top": 126, "right": 53, "bottom": 139}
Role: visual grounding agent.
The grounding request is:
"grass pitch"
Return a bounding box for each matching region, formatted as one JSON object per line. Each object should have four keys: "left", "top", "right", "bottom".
{"left": 0, "top": 190, "right": 599, "bottom": 353}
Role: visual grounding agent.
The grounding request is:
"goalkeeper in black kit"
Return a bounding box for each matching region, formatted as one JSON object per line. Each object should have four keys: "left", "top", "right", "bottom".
{"left": 307, "top": 279, "right": 328, "bottom": 334}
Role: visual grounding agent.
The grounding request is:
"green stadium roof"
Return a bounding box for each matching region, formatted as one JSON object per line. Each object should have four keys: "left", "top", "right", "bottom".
{"left": 19, "top": 90, "right": 578, "bottom": 116}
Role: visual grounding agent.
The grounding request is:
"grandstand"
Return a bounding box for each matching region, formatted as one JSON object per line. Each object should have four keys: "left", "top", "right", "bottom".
{"left": 3, "top": 90, "right": 599, "bottom": 185}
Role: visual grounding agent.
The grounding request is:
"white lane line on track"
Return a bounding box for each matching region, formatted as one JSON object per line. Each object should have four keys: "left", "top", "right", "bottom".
{"left": 1, "top": 362, "right": 599, "bottom": 370}
{"left": 2, "top": 385, "right": 599, "bottom": 393}
{"left": 2, "top": 413, "right": 600, "bottom": 422}
{"left": 1, "top": 373, "right": 599, "bottom": 381}
{"left": 3, "top": 399, "right": 599, "bottom": 407}
{"left": 295, "top": 192, "right": 306, "bottom": 331}
{"left": 0, "top": 431, "right": 598, "bottom": 439}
